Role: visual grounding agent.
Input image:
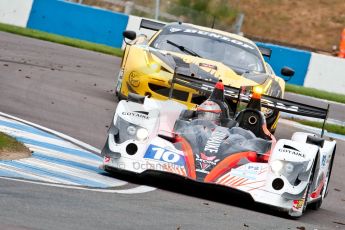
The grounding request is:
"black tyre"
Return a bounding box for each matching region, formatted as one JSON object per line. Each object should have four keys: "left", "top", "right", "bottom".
{"left": 266, "top": 110, "right": 280, "bottom": 134}
{"left": 310, "top": 146, "right": 336, "bottom": 210}
{"left": 303, "top": 159, "right": 317, "bottom": 213}
{"left": 324, "top": 146, "right": 336, "bottom": 198}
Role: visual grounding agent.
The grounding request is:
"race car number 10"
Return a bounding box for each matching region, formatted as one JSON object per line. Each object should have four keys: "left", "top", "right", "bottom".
{"left": 152, "top": 147, "right": 180, "bottom": 163}
{"left": 144, "top": 145, "right": 185, "bottom": 166}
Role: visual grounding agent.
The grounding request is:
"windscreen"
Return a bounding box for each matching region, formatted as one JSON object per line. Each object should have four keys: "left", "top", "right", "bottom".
{"left": 150, "top": 25, "right": 265, "bottom": 73}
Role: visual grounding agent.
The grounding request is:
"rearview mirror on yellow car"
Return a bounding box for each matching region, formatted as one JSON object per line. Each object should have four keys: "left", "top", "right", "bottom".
{"left": 123, "top": 30, "right": 137, "bottom": 45}
{"left": 281, "top": 66, "right": 295, "bottom": 81}
{"left": 281, "top": 66, "right": 294, "bottom": 77}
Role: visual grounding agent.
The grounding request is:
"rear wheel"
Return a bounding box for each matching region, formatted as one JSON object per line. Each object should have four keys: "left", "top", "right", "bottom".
{"left": 266, "top": 110, "right": 280, "bottom": 134}
{"left": 265, "top": 85, "right": 283, "bottom": 134}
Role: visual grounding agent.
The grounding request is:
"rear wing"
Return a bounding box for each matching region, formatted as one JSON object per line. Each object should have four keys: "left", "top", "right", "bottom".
{"left": 170, "top": 69, "right": 329, "bottom": 135}
{"left": 140, "top": 19, "right": 166, "bottom": 31}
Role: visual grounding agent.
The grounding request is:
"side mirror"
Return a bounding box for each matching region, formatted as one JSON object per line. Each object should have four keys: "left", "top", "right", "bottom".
{"left": 281, "top": 67, "right": 295, "bottom": 77}
{"left": 123, "top": 30, "right": 136, "bottom": 45}
{"left": 281, "top": 66, "right": 294, "bottom": 81}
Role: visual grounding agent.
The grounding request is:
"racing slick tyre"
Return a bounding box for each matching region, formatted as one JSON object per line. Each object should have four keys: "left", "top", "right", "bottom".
{"left": 310, "top": 145, "right": 336, "bottom": 210}
{"left": 266, "top": 110, "right": 280, "bottom": 134}
{"left": 265, "top": 87, "right": 283, "bottom": 134}
{"left": 289, "top": 159, "right": 316, "bottom": 218}
{"left": 324, "top": 146, "right": 336, "bottom": 198}
{"left": 302, "top": 159, "right": 317, "bottom": 214}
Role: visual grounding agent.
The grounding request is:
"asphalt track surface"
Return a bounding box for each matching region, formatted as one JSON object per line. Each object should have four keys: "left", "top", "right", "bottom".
{"left": 0, "top": 31, "right": 344, "bottom": 230}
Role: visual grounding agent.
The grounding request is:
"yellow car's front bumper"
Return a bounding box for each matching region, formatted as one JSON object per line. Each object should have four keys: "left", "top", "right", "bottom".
{"left": 119, "top": 71, "right": 200, "bottom": 109}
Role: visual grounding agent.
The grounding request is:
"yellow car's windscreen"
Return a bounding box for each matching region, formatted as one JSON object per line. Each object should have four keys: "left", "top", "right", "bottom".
{"left": 150, "top": 25, "right": 265, "bottom": 74}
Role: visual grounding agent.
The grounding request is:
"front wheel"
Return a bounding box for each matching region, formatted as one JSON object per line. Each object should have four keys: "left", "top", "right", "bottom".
{"left": 324, "top": 146, "right": 336, "bottom": 198}
{"left": 310, "top": 146, "right": 336, "bottom": 209}
{"left": 302, "top": 159, "right": 317, "bottom": 213}
{"left": 289, "top": 160, "right": 316, "bottom": 217}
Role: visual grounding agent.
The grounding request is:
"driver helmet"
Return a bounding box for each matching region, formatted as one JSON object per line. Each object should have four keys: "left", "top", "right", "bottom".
{"left": 196, "top": 100, "right": 222, "bottom": 124}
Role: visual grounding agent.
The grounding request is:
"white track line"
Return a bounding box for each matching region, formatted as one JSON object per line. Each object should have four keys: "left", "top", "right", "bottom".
{"left": 0, "top": 125, "right": 88, "bottom": 152}
{"left": 29, "top": 145, "right": 102, "bottom": 166}
{"left": 0, "top": 113, "right": 157, "bottom": 193}
{"left": 20, "top": 158, "right": 127, "bottom": 186}
{"left": 0, "top": 112, "right": 100, "bottom": 153}
{"left": 0, "top": 163, "right": 78, "bottom": 185}
{"left": 0, "top": 176, "right": 156, "bottom": 194}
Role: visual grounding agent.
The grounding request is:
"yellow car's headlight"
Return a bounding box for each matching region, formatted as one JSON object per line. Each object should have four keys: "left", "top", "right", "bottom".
{"left": 149, "top": 62, "right": 161, "bottom": 72}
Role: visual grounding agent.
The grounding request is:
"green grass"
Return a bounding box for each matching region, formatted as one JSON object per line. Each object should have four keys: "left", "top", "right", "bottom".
{"left": 0, "top": 132, "right": 28, "bottom": 152}
{"left": 293, "top": 119, "right": 345, "bottom": 136}
{"left": 286, "top": 84, "right": 345, "bottom": 104}
{"left": 0, "top": 22, "right": 123, "bottom": 57}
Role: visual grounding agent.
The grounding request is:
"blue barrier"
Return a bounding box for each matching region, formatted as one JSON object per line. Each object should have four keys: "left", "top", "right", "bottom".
{"left": 26, "top": 1, "right": 311, "bottom": 85}
{"left": 256, "top": 42, "right": 311, "bottom": 86}
{"left": 27, "top": 0, "right": 128, "bottom": 48}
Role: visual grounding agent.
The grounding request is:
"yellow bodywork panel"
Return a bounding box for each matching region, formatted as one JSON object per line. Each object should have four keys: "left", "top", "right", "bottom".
{"left": 117, "top": 22, "right": 286, "bottom": 134}
{"left": 119, "top": 45, "right": 278, "bottom": 109}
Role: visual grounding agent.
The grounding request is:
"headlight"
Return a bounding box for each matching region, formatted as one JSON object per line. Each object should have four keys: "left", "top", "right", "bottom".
{"left": 270, "top": 160, "right": 309, "bottom": 186}
{"left": 253, "top": 85, "right": 263, "bottom": 94}
{"left": 127, "top": 126, "right": 137, "bottom": 136}
{"left": 136, "top": 128, "right": 149, "bottom": 141}
{"left": 284, "top": 163, "right": 294, "bottom": 174}
{"left": 149, "top": 62, "right": 160, "bottom": 72}
{"left": 271, "top": 160, "right": 284, "bottom": 173}
{"left": 271, "top": 161, "right": 294, "bottom": 175}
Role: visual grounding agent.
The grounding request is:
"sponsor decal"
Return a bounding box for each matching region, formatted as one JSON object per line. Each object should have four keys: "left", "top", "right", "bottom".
{"left": 293, "top": 199, "right": 304, "bottom": 210}
{"left": 196, "top": 153, "right": 220, "bottom": 173}
{"left": 204, "top": 130, "right": 227, "bottom": 154}
{"left": 321, "top": 155, "right": 327, "bottom": 166}
{"left": 222, "top": 87, "right": 299, "bottom": 112}
{"left": 246, "top": 165, "right": 261, "bottom": 172}
{"left": 278, "top": 146, "right": 305, "bottom": 158}
{"left": 144, "top": 145, "right": 185, "bottom": 167}
{"left": 121, "top": 112, "right": 149, "bottom": 120}
{"left": 168, "top": 27, "right": 255, "bottom": 50}
{"left": 134, "top": 111, "right": 149, "bottom": 115}
{"left": 198, "top": 83, "right": 299, "bottom": 112}
{"left": 229, "top": 165, "right": 264, "bottom": 180}
{"left": 129, "top": 71, "right": 140, "bottom": 87}
{"left": 199, "top": 63, "right": 217, "bottom": 70}
{"left": 104, "top": 156, "right": 110, "bottom": 163}
{"left": 169, "top": 28, "right": 183, "bottom": 33}
{"left": 229, "top": 170, "right": 256, "bottom": 180}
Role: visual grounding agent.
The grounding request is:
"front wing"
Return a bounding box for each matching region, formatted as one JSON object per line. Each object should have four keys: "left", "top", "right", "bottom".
{"left": 102, "top": 136, "right": 308, "bottom": 216}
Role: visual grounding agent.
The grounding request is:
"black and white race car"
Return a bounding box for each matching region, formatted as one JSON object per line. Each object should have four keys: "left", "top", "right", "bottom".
{"left": 102, "top": 69, "right": 336, "bottom": 217}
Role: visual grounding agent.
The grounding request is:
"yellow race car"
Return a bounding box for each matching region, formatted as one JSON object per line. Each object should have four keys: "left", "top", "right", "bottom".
{"left": 116, "top": 19, "right": 294, "bottom": 133}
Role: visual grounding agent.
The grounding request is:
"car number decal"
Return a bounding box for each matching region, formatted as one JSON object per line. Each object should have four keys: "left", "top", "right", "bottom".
{"left": 144, "top": 145, "right": 185, "bottom": 167}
